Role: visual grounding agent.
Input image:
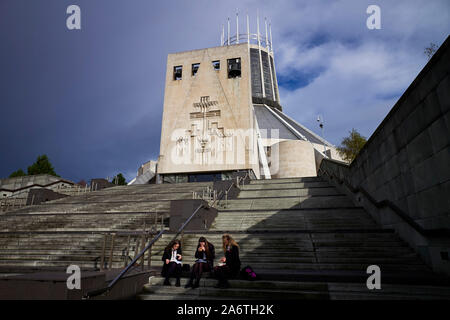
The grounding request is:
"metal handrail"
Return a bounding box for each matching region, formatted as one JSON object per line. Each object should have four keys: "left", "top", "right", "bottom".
{"left": 84, "top": 201, "right": 207, "bottom": 298}
{"left": 84, "top": 229, "right": 165, "bottom": 299}
{"left": 318, "top": 166, "right": 450, "bottom": 238}
{"left": 213, "top": 171, "right": 248, "bottom": 208}
{"left": 83, "top": 173, "right": 251, "bottom": 298}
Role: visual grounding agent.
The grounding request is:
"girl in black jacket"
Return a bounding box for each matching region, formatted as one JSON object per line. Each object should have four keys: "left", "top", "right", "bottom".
{"left": 161, "top": 239, "right": 182, "bottom": 286}
{"left": 185, "top": 237, "right": 215, "bottom": 289}
{"left": 213, "top": 234, "right": 241, "bottom": 289}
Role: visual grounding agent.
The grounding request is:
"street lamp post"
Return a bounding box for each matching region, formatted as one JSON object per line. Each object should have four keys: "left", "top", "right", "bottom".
{"left": 317, "top": 115, "right": 327, "bottom": 156}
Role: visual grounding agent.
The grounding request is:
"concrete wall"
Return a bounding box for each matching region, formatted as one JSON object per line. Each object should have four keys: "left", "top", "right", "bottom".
{"left": 26, "top": 188, "right": 68, "bottom": 205}
{"left": 169, "top": 199, "right": 217, "bottom": 232}
{"left": 319, "top": 36, "right": 450, "bottom": 275}
{"left": 271, "top": 140, "right": 317, "bottom": 178}
{"left": 0, "top": 174, "right": 73, "bottom": 193}
{"left": 0, "top": 270, "right": 150, "bottom": 300}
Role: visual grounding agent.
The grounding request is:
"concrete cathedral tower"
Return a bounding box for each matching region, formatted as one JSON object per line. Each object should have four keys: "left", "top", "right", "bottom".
{"left": 131, "top": 14, "right": 344, "bottom": 185}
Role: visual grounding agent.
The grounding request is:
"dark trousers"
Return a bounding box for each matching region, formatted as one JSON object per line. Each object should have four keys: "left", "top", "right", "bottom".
{"left": 190, "top": 262, "right": 211, "bottom": 281}
{"left": 165, "top": 262, "right": 182, "bottom": 280}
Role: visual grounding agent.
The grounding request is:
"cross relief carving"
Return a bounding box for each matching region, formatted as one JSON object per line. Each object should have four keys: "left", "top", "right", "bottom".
{"left": 176, "top": 96, "right": 231, "bottom": 164}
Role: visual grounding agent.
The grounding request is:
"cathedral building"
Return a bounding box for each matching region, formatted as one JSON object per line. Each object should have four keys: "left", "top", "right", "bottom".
{"left": 132, "top": 16, "right": 344, "bottom": 184}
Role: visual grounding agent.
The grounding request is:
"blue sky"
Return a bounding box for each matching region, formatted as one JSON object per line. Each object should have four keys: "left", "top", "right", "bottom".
{"left": 0, "top": 0, "right": 449, "bottom": 183}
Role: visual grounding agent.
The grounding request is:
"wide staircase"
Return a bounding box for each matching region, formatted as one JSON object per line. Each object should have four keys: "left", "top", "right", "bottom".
{"left": 137, "top": 177, "right": 450, "bottom": 300}
{"left": 0, "top": 182, "right": 212, "bottom": 273}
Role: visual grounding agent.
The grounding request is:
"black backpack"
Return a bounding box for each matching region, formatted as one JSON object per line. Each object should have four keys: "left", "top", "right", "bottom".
{"left": 240, "top": 265, "right": 259, "bottom": 281}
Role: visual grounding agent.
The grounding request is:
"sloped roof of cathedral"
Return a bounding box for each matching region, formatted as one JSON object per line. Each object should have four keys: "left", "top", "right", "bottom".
{"left": 254, "top": 104, "right": 334, "bottom": 147}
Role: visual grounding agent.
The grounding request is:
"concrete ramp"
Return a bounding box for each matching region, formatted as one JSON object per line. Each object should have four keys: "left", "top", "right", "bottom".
{"left": 128, "top": 170, "right": 155, "bottom": 185}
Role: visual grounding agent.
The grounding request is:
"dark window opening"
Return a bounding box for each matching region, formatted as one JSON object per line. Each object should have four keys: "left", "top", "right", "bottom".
{"left": 228, "top": 58, "right": 241, "bottom": 78}
{"left": 188, "top": 172, "right": 231, "bottom": 183}
{"left": 192, "top": 63, "right": 200, "bottom": 76}
{"left": 212, "top": 60, "right": 220, "bottom": 70}
{"left": 173, "top": 66, "right": 182, "bottom": 80}
{"left": 265, "top": 146, "right": 272, "bottom": 158}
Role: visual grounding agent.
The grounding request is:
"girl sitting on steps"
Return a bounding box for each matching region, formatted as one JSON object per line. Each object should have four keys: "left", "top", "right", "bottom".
{"left": 185, "top": 236, "right": 215, "bottom": 289}
{"left": 213, "top": 234, "right": 241, "bottom": 289}
{"left": 161, "top": 239, "right": 182, "bottom": 287}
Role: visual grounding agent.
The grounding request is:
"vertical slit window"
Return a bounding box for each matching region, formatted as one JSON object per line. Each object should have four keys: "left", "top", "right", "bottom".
{"left": 227, "top": 58, "right": 241, "bottom": 78}
{"left": 192, "top": 63, "right": 200, "bottom": 76}
{"left": 212, "top": 60, "right": 220, "bottom": 71}
{"left": 173, "top": 66, "right": 182, "bottom": 80}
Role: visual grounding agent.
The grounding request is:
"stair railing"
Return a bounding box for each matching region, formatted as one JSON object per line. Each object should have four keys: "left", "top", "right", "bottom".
{"left": 84, "top": 173, "right": 252, "bottom": 298}
{"left": 84, "top": 203, "right": 206, "bottom": 299}
{"left": 84, "top": 229, "right": 165, "bottom": 299}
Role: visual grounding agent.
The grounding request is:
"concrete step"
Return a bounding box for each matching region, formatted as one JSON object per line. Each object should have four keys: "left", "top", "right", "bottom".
{"left": 215, "top": 208, "right": 368, "bottom": 216}
{"left": 168, "top": 232, "right": 401, "bottom": 241}
{"left": 148, "top": 256, "right": 424, "bottom": 267}
{"left": 216, "top": 196, "right": 356, "bottom": 210}
{"left": 249, "top": 177, "right": 325, "bottom": 184}
{"left": 148, "top": 256, "right": 418, "bottom": 272}
{"left": 46, "top": 194, "right": 191, "bottom": 204}
{"left": 238, "top": 187, "right": 342, "bottom": 198}
{"left": 0, "top": 253, "right": 126, "bottom": 261}
{"left": 105, "top": 182, "right": 213, "bottom": 190}
{"left": 138, "top": 276, "right": 450, "bottom": 300}
{"left": 209, "top": 225, "right": 379, "bottom": 232}
{"left": 10, "top": 202, "right": 171, "bottom": 214}
{"left": 242, "top": 181, "right": 331, "bottom": 190}
{"left": 140, "top": 286, "right": 327, "bottom": 300}
{"left": 0, "top": 259, "right": 104, "bottom": 269}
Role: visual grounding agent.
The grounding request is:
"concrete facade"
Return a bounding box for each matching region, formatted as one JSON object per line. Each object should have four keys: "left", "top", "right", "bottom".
{"left": 319, "top": 36, "right": 450, "bottom": 275}
{"left": 271, "top": 140, "right": 317, "bottom": 178}
{"left": 156, "top": 41, "right": 345, "bottom": 182}
{"left": 158, "top": 44, "right": 260, "bottom": 178}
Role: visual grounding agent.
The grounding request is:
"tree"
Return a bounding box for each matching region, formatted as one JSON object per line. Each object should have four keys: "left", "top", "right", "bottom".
{"left": 27, "top": 154, "right": 59, "bottom": 177}
{"left": 9, "top": 169, "right": 26, "bottom": 178}
{"left": 337, "top": 129, "right": 367, "bottom": 163}
{"left": 424, "top": 42, "right": 438, "bottom": 60}
{"left": 111, "top": 173, "right": 126, "bottom": 185}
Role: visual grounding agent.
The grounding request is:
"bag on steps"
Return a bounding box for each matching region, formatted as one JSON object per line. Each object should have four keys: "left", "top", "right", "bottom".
{"left": 182, "top": 264, "right": 190, "bottom": 272}
{"left": 240, "top": 265, "right": 259, "bottom": 281}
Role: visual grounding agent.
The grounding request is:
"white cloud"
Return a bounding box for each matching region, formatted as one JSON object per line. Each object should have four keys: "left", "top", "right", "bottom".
{"left": 279, "top": 39, "right": 426, "bottom": 144}
{"left": 249, "top": 0, "right": 450, "bottom": 145}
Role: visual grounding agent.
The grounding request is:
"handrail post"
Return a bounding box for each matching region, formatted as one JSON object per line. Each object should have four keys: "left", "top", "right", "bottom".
{"left": 108, "top": 234, "right": 115, "bottom": 270}
{"left": 147, "top": 235, "right": 152, "bottom": 268}
{"left": 140, "top": 235, "right": 146, "bottom": 271}
{"left": 133, "top": 237, "right": 140, "bottom": 260}
{"left": 124, "top": 235, "right": 131, "bottom": 267}
{"left": 225, "top": 190, "right": 228, "bottom": 208}
{"left": 100, "top": 234, "right": 107, "bottom": 271}
{"left": 180, "top": 230, "right": 184, "bottom": 250}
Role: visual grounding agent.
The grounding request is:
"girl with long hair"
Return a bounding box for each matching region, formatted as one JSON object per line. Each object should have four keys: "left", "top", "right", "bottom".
{"left": 213, "top": 234, "right": 241, "bottom": 288}
{"left": 185, "top": 236, "right": 216, "bottom": 289}
{"left": 161, "top": 239, "right": 182, "bottom": 286}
